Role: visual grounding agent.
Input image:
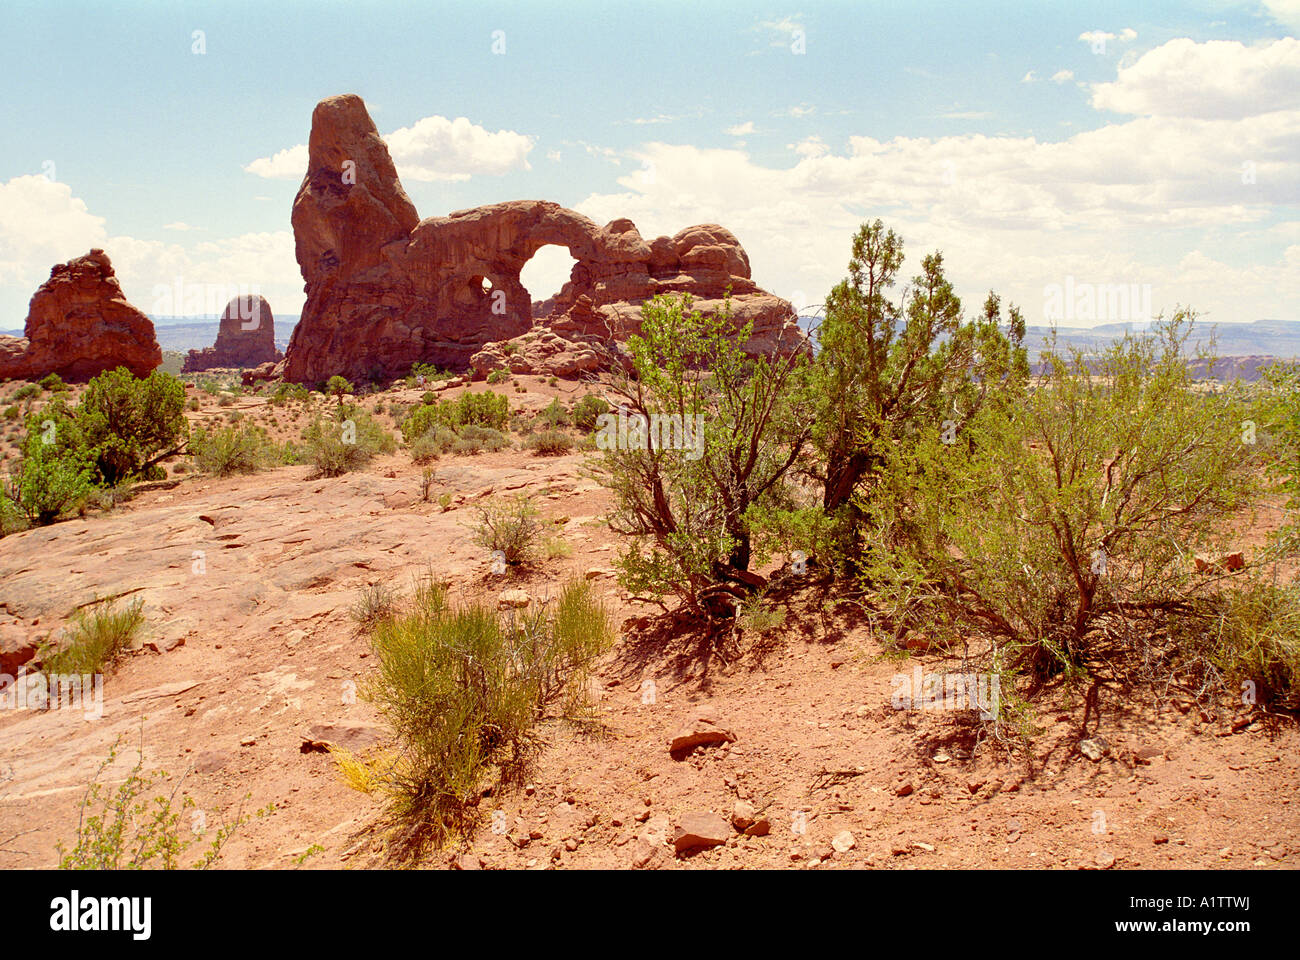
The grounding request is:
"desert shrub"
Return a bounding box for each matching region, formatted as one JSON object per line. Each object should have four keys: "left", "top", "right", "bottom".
{"left": 39, "top": 373, "right": 66, "bottom": 392}
{"left": 807, "top": 221, "right": 1028, "bottom": 567}
{"left": 303, "top": 407, "right": 396, "bottom": 477}
{"left": 487, "top": 369, "right": 509, "bottom": 385}
{"left": 540, "top": 398, "right": 569, "bottom": 429}
{"left": 3, "top": 405, "right": 18, "bottom": 421}
{"left": 78, "top": 367, "right": 189, "bottom": 485}
{"left": 217, "top": 394, "right": 235, "bottom": 407}
{"left": 57, "top": 734, "right": 266, "bottom": 870}
{"left": 12, "top": 383, "right": 40, "bottom": 402}
{"left": 458, "top": 425, "right": 509, "bottom": 452}
{"left": 400, "top": 391, "right": 509, "bottom": 441}
{"left": 1195, "top": 579, "right": 1300, "bottom": 710}
{"left": 40, "top": 597, "right": 144, "bottom": 677}
{"left": 860, "top": 315, "right": 1261, "bottom": 689}
{"left": 410, "top": 425, "right": 458, "bottom": 463}
{"left": 9, "top": 420, "right": 95, "bottom": 524}
{"left": 351, "top": 583, "right": 398, "bottom": 630}
{"left": 524, "top": 429, "right": 572, "bottom": 456}
{"left": 186, "top": 396, "right": 200, "bottom": 411}
{"left": 590, "top": 292, "right": 809, "bottom": 617}
{"left": 0, "top": 482, "right": 30, "bottom": 536}
{"left": 421, "top": 391, "right": 437, "bottom": 406}
{"left": 468, "top": 494, "right": 542, "bottom": 565}
{"left": 359, "top": 577, "right": 613, "bottom": 853}
{"left": 189, "top": 423, "right": 274, "bottom": 477}
{"left": 325, "top": 375, "right": 353, "bottom": 407}
{"left": 572, "top": 394, "right": 610, "bottom": 431}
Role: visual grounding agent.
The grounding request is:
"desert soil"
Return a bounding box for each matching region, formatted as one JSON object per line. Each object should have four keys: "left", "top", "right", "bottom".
{"left": 1, "top": 374, "right": 1296, "bottom": 870}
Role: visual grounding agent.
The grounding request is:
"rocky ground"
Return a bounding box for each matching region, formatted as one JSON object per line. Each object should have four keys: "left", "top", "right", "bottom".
{"left": 0, "top": 373, "right": 1296, "bottom": 870}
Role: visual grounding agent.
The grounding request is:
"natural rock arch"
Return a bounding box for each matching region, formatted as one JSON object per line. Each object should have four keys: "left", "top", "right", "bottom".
{"left": 282, "top": 94, "right": 805, "bottom": 385}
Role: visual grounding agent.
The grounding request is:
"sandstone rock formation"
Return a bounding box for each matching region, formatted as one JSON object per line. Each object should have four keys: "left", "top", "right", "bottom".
{"left": 283, "top": 94, "right": 806, "bottom": 384}
{"left": 182, "top": 295, "right": 281, "bottom": 372}
{"left": 0, "top": 249, "right": 161, "bottom": 382}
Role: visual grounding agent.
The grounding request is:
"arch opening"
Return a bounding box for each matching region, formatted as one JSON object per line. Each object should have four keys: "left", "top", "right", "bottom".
{"left": 519, "top": 244, "right": 580, "bottom": 317}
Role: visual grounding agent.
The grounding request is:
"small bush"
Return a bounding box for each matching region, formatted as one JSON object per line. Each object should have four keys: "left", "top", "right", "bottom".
{"left": 57, "top": 734, "right": 266, "bottom": 869}
{"left": 351, "top": 583, "right": 398, "bottom": 630}
{"left": 12, "top": 383, "right": 40, "bottom": 402}
{"left": 189, "top": 423, "right": 274, "bottom": 477}
{"left": 39, "top": 373, "right": 66, "bottom": 392}
{"left": 3, "top": 405, "right": 18, "bottom": 421}
{"left": 217, "top": 394, "right": 235, "bottom": 407}
{"left": 540, "top": 398, "right": 569, "bottom": 429}
{"left": 359, "top": 577, "right": 613, "bottom": 854}
{"left": 400, "top": 391, "right": 510, "bottom": 441}
{"left": 468, "top": 494, "right": 543, "bottom": 565}
{"left": 572, "top": 395, "right": 610, "bottom": 431}
{"left": 40, "top": 597, "right": 145, "bottom": 677}
{"left": 524, "top": 430, "right": 572, "bottom": 456}
{"left": 304, "top": 408, "right": 397, "bottom": 477}
{"left": 487, "top": 369, "right": 509, "bottom": 385}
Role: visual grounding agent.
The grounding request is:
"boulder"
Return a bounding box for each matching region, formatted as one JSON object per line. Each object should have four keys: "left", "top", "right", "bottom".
{"left": 0, "top": 249, "right": 161, "bottom": 382}
{"left": 183, "top": 295, "right": 281, "bottom": 372}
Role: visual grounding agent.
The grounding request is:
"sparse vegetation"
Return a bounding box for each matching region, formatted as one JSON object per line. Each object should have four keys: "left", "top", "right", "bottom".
{"left": 303, "top": 406, "right": 396, "bottom": 477}
{"left": 39, "top": 597, "right": 145, "bottom": 678}
{"left": 356, "top": 576, "right": 613, "bottom": 855}
{"left": 467, "top": 494, "right": 543, "bottom": 565}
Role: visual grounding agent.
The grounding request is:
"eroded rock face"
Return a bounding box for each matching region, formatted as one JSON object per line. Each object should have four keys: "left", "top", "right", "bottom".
{"left": 0, "top": 249, "right": 161, "bottom": 382}
{"left": 283, "top": 94, "right": 807, "bottom": 385}
{"left": 182, "top": 295, "right": 281, "bottom": 372}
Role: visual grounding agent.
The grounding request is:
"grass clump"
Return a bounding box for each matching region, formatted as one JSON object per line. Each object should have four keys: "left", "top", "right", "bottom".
{"left": 358, "top": 577, "right": 614, "bottom": 855}
{"left": 40, "top": 597, "right": 145, "bottom": 677}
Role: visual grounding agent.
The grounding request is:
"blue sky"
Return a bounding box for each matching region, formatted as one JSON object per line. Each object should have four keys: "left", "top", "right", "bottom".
{"left": 1, "top": 0, "right": 1297, "bottom": 328}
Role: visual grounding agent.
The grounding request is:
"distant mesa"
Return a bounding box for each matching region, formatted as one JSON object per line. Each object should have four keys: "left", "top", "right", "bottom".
{"left": 0, "top": 248, "right": 161, "bottom": 382}
{"left": 182, "top": 295, "right": 282, "bottom": 372}
{"left": 282, "top": 93, "right": 808, "bottom": 384}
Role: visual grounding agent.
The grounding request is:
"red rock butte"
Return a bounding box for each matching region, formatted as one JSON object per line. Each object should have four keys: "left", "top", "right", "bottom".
{"left": 182, "top": 294, "right": 282, "bottom": 372}
{"left": 0, "top": 248, "right": 161, "bottom": 382}
{"left": 282, "top": 94, "right": 807, "bottom": 384}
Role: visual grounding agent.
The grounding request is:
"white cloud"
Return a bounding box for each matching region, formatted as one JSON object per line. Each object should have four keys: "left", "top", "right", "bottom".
{"left": 0, "top": 176, "right": 106, "bottom": 314}
{"left": 570, "top": 43, "right": 1300, "bottom": 329}
{"left": 1051, "top": 69, "right": 1075, "bottom": 84}
{"left": 0, "top": 175, "right": 304, "bottom": 322}
{"left": 1090, "top": 37, "right": 1300, "bottom": 118}
{"left": 245, "top": 115, "right": 534, "bottom": 183}
{"left": 384, "top": 115, "right": 534, "bottom": 182}
{"left": 243, "top": 144, "right": 308, "bottom": 179}
{"left": 1021, "top": 70, "right": 1038, "bottom": 83}
{"left": 792, "top": 136, "right": 830, "bottom": 158}
{"left": 1261, "top": 0, "right": 1300, "bottom": 30}
{"left": 162, "top": 221, "right": 197, "bottom": 231}
{"left": 726, "top": 121, "right": 756, "bottom": 137}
